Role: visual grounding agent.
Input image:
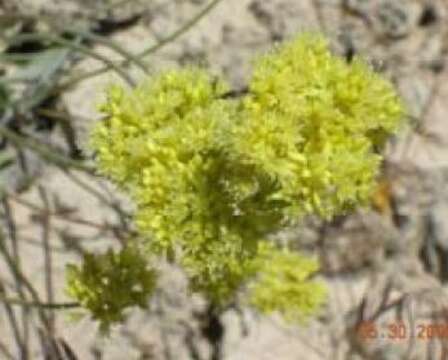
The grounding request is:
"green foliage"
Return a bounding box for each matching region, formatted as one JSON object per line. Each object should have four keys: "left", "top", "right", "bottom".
{"left": 66, "top": 244, "right": 157, "bottom": 333}
{"left": 70, "top": 32, "right": 404, "bottom": 327}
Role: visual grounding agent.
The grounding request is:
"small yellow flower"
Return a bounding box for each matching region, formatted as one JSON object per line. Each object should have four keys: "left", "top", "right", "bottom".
{"left": 76, "top": 32, "right": 405, "bottom": 325}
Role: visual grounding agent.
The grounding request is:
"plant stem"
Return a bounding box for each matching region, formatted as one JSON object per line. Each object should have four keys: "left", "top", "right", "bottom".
{"left": 57, "top": 0, "right": 224, "bottom": 90}
{"left": 7, "top": 33, "right": 136, "bottom": 86}
{"left": 0, "top": 124, "right": 95, "bottom": 173}
{"left": 0, "top": 295, "right": 79, "bottom": 310}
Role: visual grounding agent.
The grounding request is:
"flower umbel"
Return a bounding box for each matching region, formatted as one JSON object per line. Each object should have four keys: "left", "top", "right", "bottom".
{"left": 247, "top": 243, "right": 327, "bottom": 322}
{"left": 70, "top": 32, "right": 404, "bottom": 326}
{"left": 66, "top": 245, "right": 157, "bottom": 333}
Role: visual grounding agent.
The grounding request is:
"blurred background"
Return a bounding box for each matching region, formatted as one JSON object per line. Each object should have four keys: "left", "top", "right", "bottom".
{"left": 1, "top": 0, "right": 448, "bottom": 359}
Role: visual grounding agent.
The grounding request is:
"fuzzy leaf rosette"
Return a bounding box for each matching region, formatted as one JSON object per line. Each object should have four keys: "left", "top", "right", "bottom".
{"left": 67, "top": 33, "right": 404, "bottom": 329}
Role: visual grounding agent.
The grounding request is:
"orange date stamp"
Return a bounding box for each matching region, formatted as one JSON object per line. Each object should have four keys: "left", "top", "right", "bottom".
{"left": 357, "top": 321, "right": 448, "bottom": 341}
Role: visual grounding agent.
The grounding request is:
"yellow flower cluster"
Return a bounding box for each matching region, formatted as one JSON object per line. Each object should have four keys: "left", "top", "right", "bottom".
{"left": 69, "top": 33, "right": 404, "bottom": 327}
{"left": 66, "top": 244, "right": 157, "bottom": 333}
{"left": 247, "top": 243, "right": 326, "bottom": 322}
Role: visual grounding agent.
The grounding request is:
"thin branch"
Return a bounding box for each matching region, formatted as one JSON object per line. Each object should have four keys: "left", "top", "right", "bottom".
{"left": 0, "top": 282, "right": 25, "bottom": 359}
{"left": 38, "top": 186, "right": 55, "bottom": 335}
{"left": 1, "top": 198, "right": 29, "bottom": 359}
{"left": 17, "top": 236, "right": 71, "bottom": 254}
{"left": 0, "top": 124, "right": 95, "bottom": 173}
{"left": 0, "top": 231, "right": 49, "bottom": 326}
{"left": 67, "top": 28, "right": 149, "bottom": 74}
{"left": 0, "top": 295, "right": 79, "bottom": 310}
{"left": 7, "top": 33, "right": 136, "bottom": 87}
{"left": 6, "top": 191, "right": 122, "bottom": 234}
{"left": 35, "top": 108, "right": 90, "bottom": 124}
{"left": 59, "top": 169, "right": 120, "bottom": 212}
{"left": 59, "top": 169, "right": 134, "bottom": 238}
{"left": 58, "top": 0, "right": 224, "bottom": 90}
{"left": 137, "top": 0, "right": 224, "bottom": 58}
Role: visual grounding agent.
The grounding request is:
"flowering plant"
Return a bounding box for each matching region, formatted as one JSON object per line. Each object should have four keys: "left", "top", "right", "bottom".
{"left": 66, "top": 33, "right": 404, "bottom": 331}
